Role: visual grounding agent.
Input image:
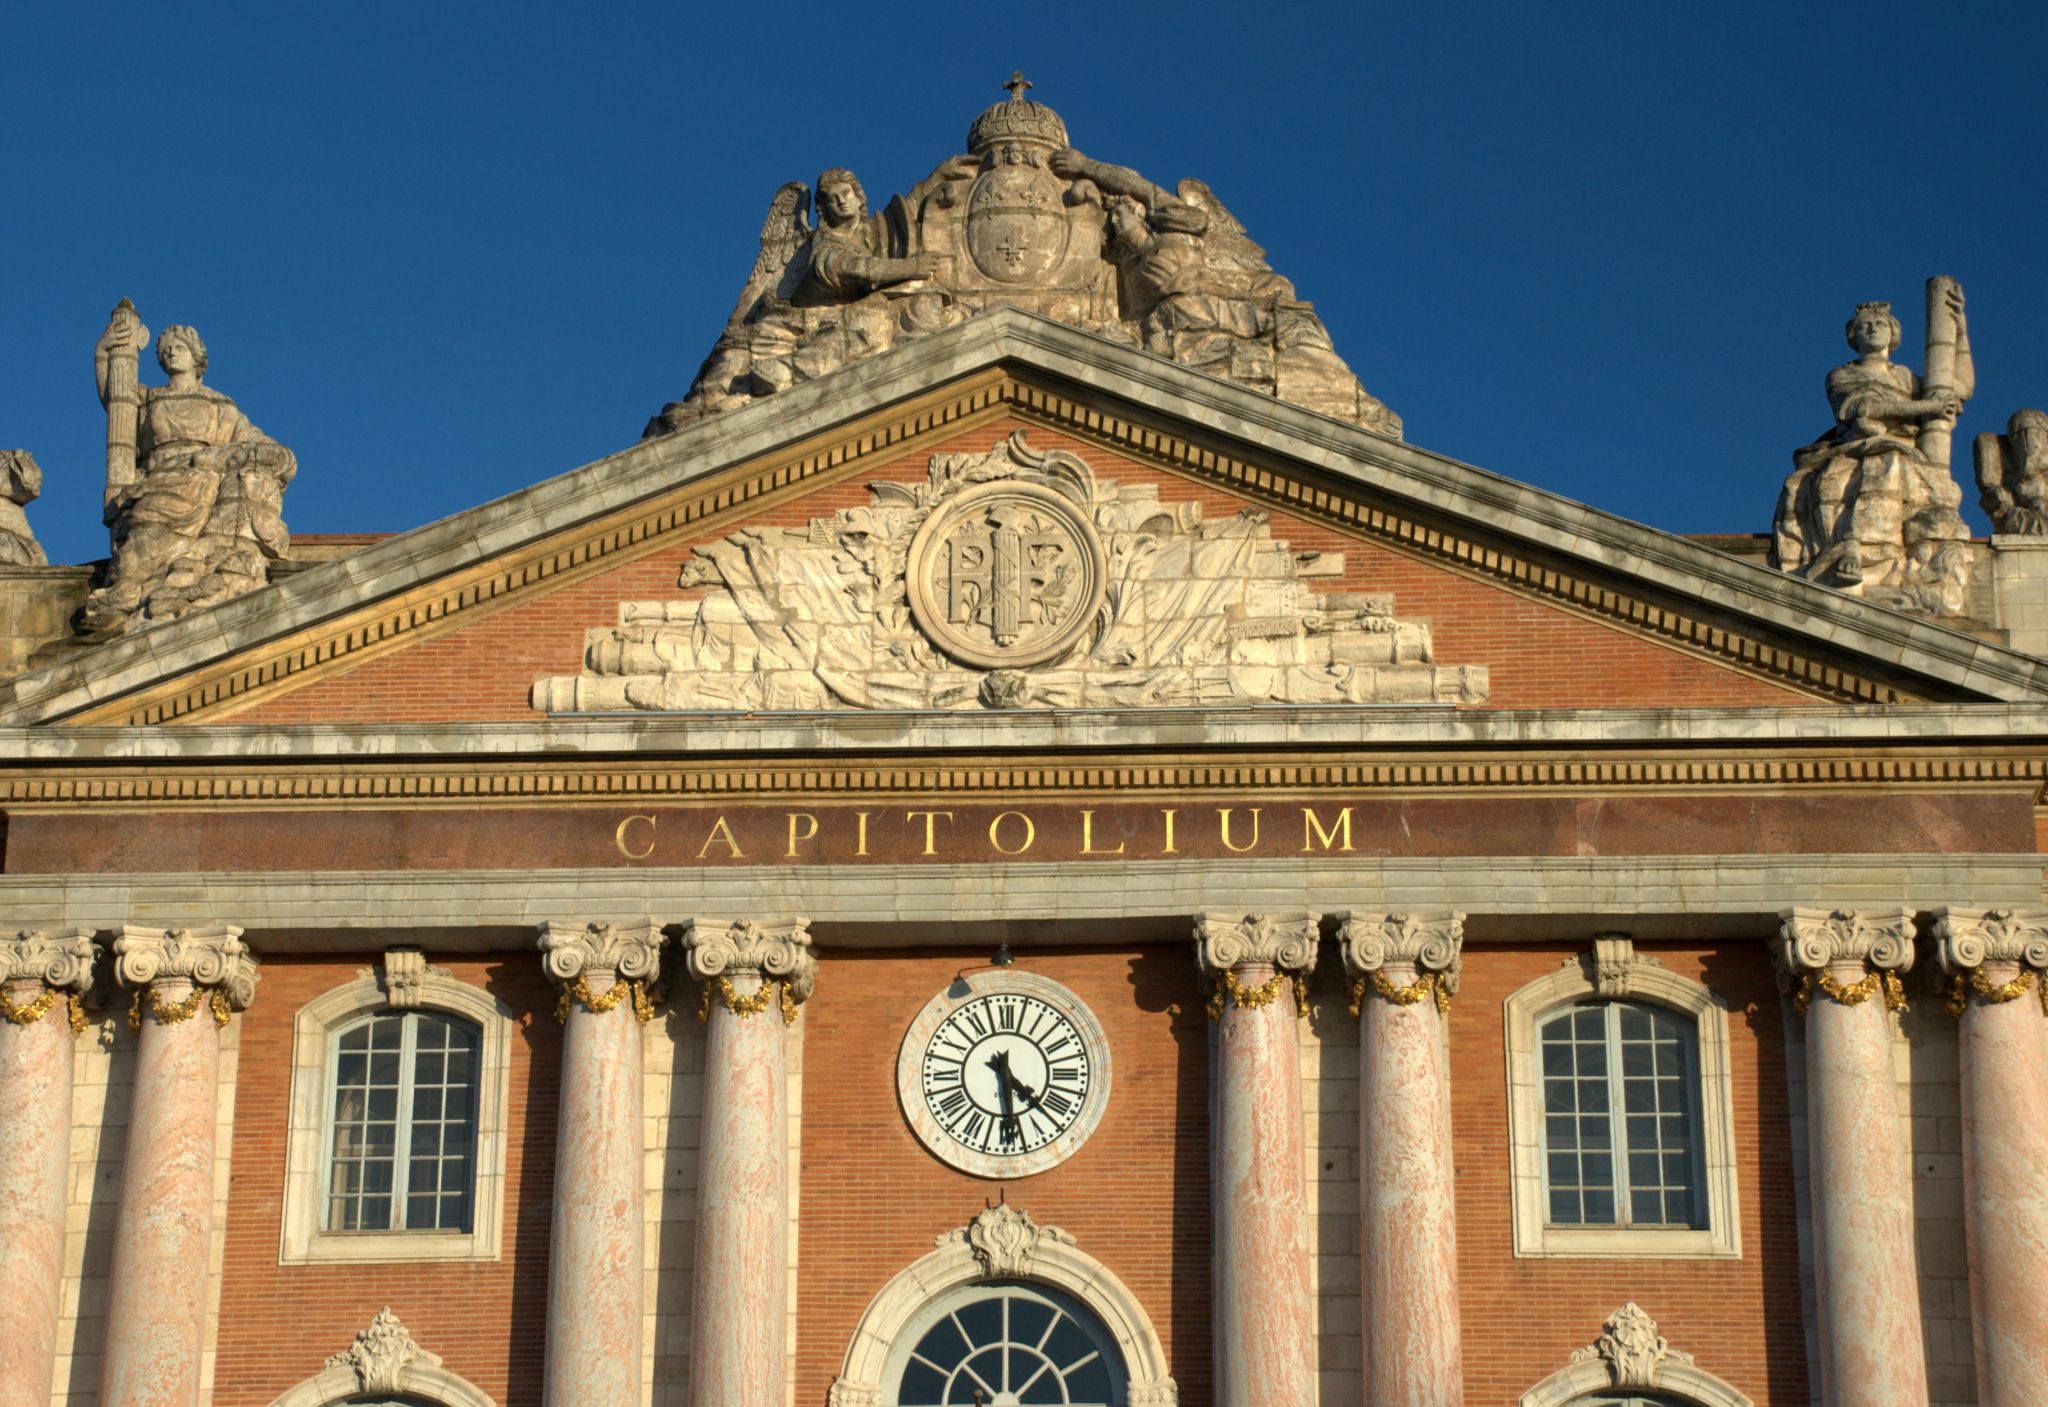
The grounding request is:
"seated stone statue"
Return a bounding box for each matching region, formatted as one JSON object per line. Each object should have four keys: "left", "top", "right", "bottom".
{"left": 1975, "top": 409, "right": 2048, "bottom": 537}
{"left": 0, "top": 451, "right": 47, "bottom": 566}
{"left": 83, "top": 303, "right": 296, "bottom": 637}
{"left": 1772, "top": 290, "right": 1974, "bottom": 617}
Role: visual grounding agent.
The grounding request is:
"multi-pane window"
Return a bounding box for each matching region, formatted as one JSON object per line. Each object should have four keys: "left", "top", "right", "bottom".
{"left": 893, "top": 1283, "right": 1122, "bottom": 1406}
{"left": 325, "top": 1011, "right": 480, "bottom": 1233}
{"left": 1538, "top": 1002, "right": 1703, "bottom": 1229}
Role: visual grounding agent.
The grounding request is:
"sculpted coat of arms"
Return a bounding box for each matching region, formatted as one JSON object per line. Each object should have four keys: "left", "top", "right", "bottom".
{"left": 532, "top": 433, "right": 1486, "bottom": 714}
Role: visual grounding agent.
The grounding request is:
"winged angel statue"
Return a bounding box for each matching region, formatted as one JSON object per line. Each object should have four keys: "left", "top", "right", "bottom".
{"left": 643, "top": 79, "right": 1400, "bottom": 439}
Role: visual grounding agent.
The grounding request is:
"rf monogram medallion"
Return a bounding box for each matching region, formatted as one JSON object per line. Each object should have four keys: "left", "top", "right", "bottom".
{"left": 906, "top": 480, "right": 1105, "bottom": 669}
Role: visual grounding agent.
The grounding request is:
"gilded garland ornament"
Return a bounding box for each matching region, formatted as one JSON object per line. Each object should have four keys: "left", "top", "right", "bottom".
{"left": 127, "top": 985, "right": 234, "bottom": 1030}
{"left": 0, "top": 985, "right": 90, "bottom": 1033}
{"left": 1943, "top": 966, "right": 2048, "bottom": 1018}
{"left": 695, "top": 975, "right": 800, "bottom": 1025}
{"left": 1347, "top": 968, "right": 1453, "bottom": 1017}
{"left": 1791, "top": 969, "right": 1907, "bottom": 1016}
{"left": 554, "top": 974, "right": 658, "bottom": 1024}
{"left": 1206, "top": 968, "right": 1308, "bottom": 1019}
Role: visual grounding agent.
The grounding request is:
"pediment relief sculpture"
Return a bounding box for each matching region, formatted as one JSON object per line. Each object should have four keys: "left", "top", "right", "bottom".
{"left": 532, "top": 432, "right": 1487, "bottom": 713}
{"left": 85, "top": 299, "right": 297, "bottom": 638}
{"left": 1975, "top": 408, "right": 2048, "bottom": 537}
{"left": 642, "top": 76, "right": 1399, "bottom": 439}
{"left": 1771, "top": 278, "right": 1975, "bottom": 619}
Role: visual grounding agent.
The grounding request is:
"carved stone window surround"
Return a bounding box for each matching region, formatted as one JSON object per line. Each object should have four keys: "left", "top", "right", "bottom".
{"left": 279, "top": 969, "right": 512, "bottom": 1265}
{"left": 1503, "top": 943, "right": 1741, "bottom": 1259}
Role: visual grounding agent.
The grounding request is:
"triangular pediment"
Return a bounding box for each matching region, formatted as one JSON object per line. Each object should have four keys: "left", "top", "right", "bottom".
{"left": 4, "top": 308, "right": 2046, "bottom": 728}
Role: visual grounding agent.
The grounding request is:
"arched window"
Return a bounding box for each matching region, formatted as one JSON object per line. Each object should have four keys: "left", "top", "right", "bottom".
{"left": 282, "top": 964, "right": 514, "bottom": 1264}
{"left": 890, "top": 1281, "right": 1125, "bottom": 1406}
{"left": 1536, "top": 1001, "right": 1704, "bottom": 1230}
{"left": 1503, "top": 941, "right": 1739, "bottom": 1259}
{"left": 325, "top": 1010, "right": 482, "bottom": 1233}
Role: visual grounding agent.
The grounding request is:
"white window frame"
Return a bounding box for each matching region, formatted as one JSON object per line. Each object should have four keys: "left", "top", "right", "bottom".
{"left": 1504, "top": 953, "right": 1740, "bottom": 1259}
{"left": 281, "top": 971, "right": 513, "bottom": 1265}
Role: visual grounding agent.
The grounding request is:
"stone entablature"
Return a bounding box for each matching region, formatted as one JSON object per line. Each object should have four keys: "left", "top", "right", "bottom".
{"left": 534, "top": 433, "right": 1485, "bottom": 714}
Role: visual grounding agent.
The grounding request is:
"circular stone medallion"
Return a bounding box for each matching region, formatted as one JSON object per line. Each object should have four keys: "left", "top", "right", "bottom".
{"left": 906, "top": 482, "right": 1105, "bottom": 669}
{"left": 897, "top": 970, "right": 1112, "bottom": 1179}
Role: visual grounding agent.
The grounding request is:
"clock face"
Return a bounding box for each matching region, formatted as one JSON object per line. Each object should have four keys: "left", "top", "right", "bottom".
{"left": 897, "top": 971, "right": 1111, "bottom": 1179}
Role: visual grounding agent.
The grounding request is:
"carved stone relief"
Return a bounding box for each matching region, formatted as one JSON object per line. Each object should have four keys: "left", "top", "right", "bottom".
{"left": 642, "top": 77, "right": 1400, "bottom": 439}
{"left": 1975, "top": 408, "right": 2048, "bottom": 536}
{"left": 1568, "top": 1302, "right": 1696, "bottom": 1390}
{"left": 0, "top": 451, "right": 47, "bottom": 566}
{"left": 84, "top": 300, "right": 297, "bottom": 638}
{"left": 532, "top": 432, "right": 1487, "bottom": 713}
{"left": 1771, "top": 279, "right": 1976, "bottom": 619}
{"left": 325, "top": 1308, "right": 441, "bottom": 1395}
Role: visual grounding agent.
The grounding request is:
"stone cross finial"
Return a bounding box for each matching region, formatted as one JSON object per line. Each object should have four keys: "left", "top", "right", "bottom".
{"left": 1003, "top": 71, "right": 1032, "bottom": 102}
{"left": 680, "top": 917, "right": 816, "bottom": 1004}
{"left": 113, "top": 923, "right": 259, "bottom": 1010}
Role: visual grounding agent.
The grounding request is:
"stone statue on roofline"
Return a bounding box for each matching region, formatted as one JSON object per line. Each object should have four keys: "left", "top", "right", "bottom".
{"left": 1975, "top": 408, "right": 2048, "bottom": 537}
{"left": 1772, "top": 278, "right": 1976, "bottom": 619}
{"left": 82, "top": 299, "right": 296, "bottom": 638}
{"left": 0, "top": 451, "right": 48, "bottom": 566}
{"left": 643, "top": 75, "right": 1400, "bottom": 440}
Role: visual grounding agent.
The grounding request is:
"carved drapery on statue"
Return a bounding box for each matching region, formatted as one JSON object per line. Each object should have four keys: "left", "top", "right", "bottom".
{"left": 83, "top": 300, "right": 296, "bottom": 638}
{"left": 643, "top": 76, "right": 1399, "bottom": 439}
{"left": 1771, "top": 279, "right": 1975, "bottom": 619}
{"left": 0, "top": 450, "right": 47, "bottom": 566}
{"left": 533, "top": 432, "right": 1486, "bottom": 713}
{"left": 1975, "top": 408, "right": 2048, "bottom": 537}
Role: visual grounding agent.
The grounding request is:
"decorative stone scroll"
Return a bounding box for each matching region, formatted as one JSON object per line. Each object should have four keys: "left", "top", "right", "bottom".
{"left": 534, "top": 432, "right": 1486, "bottom": 714}
{"left": 1934, "top": 906, "right": 2048, "bottom": 1015}
{"left": 113, "top": 923, "right": 259, "bottom": 1026}
{"left": 84, "top": 300, "right": 297, "bottom": 638}
{"left": 0, "top": 926, "right": 95, "bottom": 1028}
{"left": 1772, "top": 280, "right": 1976, "bottom": 619}
{"left": 1775, "top": 906, "right": 1913, "bottom": 1014}
{"left": 1976, "top": 409, "right": 2048, "bottom": 536}
{"left": 643, "top": 77, "right": 1398, "bottom": 438}
{"left": 680, "top": 917, "right": 815, "bottom": 1023}
{"left": 0, "top": 450, "right": 47, "bottom": 565}
{"left": 942, "top": 1202, "right": 1077, "bottom": 1279}
{"left": 1338, "top": 910, "right": 1462, "bottom": 1014}
{"left": 1196, "top": 911, "right": 1319, "bottom": 1017}
{"left": 538, "top": 920, "right": 662, "bottom": 1021}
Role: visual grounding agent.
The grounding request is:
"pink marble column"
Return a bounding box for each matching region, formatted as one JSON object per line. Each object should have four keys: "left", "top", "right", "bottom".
{"left": 680, "top": 917, "right": 814, "bottom": 1407}
{"left": 1197, "top": 912, "right": 1319, "bottom": 1407}
{"left": 100, "top": 923, "right": 259, "bottom": 1407}
{"left": 1340, "top": 912, "right": 1465, "bottom": 1407}
{"left": 1935, "top": 908, "right": 2048, "bottom": 1407}
{"left": 1778, "top": 907, "right": 1927, "bottom": 1407}
{"left": 0, "top": 928, "right": 96, "bottom": 1407}
{"left": 538, "top": 920, "right": 662, "bottom": 1407}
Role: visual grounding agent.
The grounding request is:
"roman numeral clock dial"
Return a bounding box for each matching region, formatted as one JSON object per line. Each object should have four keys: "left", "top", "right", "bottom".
{"left": 897, "top": 972, "right": 1112, "bottom": 1178}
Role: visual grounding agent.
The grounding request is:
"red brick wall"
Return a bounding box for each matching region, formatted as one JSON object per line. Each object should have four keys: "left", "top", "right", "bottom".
{"left": 211, "top": 955, "right": 559, "bottom": 1407}
{"left": 233, "top": 421, "right": 1809, "bottom": 724}
{"left": 795, "top": 947, "right": 1212, "bottom": 1405}
{"left": 1450, "top": 942, "right": 1806, "bottom": 1405}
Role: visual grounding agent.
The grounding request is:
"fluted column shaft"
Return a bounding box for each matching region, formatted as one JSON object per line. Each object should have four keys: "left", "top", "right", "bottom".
{"left": 1197, "top": 912, "right": 1318, "bottom": 1407}
{"left": 1778, "top": 907, "right": 1927, "bottom": 1407}
{"left": 1936, "top": 909, "right": 2048, "bottom": 1407}
{"left": 540, "top": 921, "right": 661, "bottom": 1407}
{"left": 0, "top": 929, "right": 95, "bottom": 1407}
{"left": 1341, "top": 912, "right": 1465, "bottom": 1407}
{"left": 100, "top": 924, "right": 258, "bottom": 1407}
{"left": 682, "top": 917, "right": 814, "bottom": 1407}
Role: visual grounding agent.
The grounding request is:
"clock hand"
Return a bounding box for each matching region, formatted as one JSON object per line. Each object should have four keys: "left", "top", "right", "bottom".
{"left": 987, "top": 1051, "right": 1021, "bottom": 1144}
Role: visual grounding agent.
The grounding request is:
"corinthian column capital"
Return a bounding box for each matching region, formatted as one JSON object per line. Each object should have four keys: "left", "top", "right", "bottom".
{"left": 114, "top": 923, "right": 258, "bottom": 1010}
{"left": 679, "top": 917, "right": 815, "bottom": 1005}
{"left": 0, "top": 927, "right": 97, "bottom": 995}
{"left": 1193, "top": 912, "right": 1320, "bottom": 978}
{"left": 1338, "top": 910, "right": 1463, "bottom": 1014}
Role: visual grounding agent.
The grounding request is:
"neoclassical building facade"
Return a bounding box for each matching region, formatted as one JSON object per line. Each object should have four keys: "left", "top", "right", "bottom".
{"left": 5, "top": 88, "right": 2048, "bottom": 1407}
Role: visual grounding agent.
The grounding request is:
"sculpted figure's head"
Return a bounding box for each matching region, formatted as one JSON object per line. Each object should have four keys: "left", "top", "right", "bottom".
{"left": 815, "top": 169, "right": 867, "bottom": 227}
{"left": 155, "top": 325, "right": 208, "bottom": 378}
{"left": 1845, "top": 301, "right": 1902, "bottom": 357}
{"left": 2010, "top": 409, "right": 2048, "bottom": 467}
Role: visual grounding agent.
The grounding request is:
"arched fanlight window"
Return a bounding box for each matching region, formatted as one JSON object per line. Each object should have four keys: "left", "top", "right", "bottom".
{"left": 888, "top": 1280, "right": 1128, "bottom": 1406}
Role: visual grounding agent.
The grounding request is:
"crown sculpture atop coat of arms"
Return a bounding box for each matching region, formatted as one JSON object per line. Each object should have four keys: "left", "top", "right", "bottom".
{"left": 641, "top": 75, "right": 1400, "bottom": 439}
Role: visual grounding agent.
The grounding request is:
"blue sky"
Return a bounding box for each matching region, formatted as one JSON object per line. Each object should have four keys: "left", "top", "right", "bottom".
{"left": 6, "top": 2, "right": 2047, "bottom": 568}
